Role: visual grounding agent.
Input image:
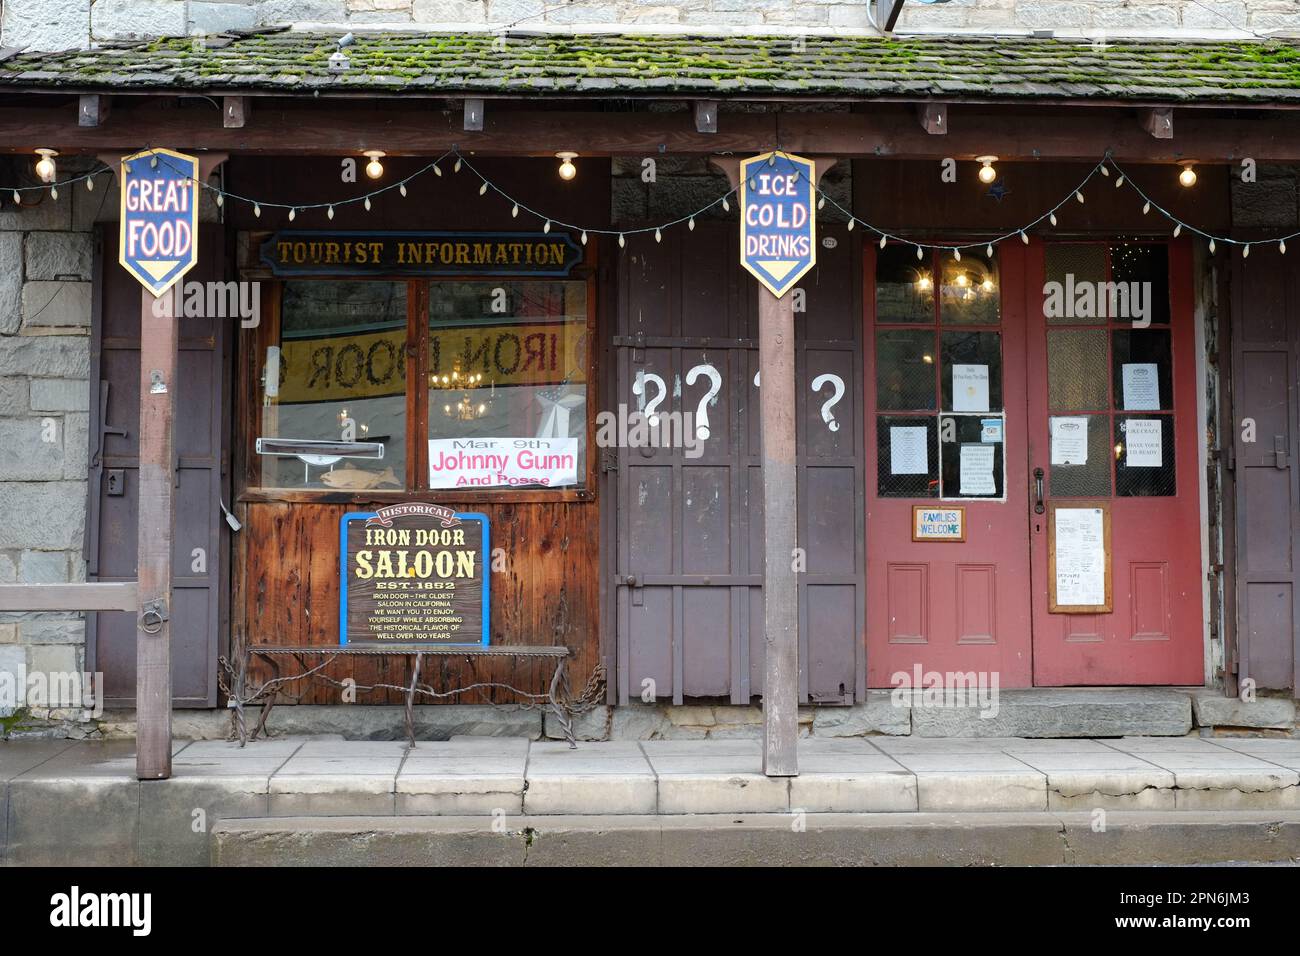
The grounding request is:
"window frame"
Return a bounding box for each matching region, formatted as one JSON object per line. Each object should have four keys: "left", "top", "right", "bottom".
{"left": 237, "top": 250, "right": 598, "bottom": 506}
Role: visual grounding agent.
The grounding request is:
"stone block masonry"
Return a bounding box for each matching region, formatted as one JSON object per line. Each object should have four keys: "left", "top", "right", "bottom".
{"left": 0, "top": 159, "right": 100, "bottom": 732}
{"left": 4, "top": 0, "right": 1300, "bottom": 52}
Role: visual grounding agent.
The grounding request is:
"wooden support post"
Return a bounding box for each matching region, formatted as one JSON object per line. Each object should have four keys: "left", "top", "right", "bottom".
{"left": 136, "top": 287, "right": 177, "bottom": 780}
{"left": 758, "top": 288, "right": 798, "bottom": 776}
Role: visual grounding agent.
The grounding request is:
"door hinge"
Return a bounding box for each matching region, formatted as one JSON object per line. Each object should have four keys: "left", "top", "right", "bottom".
{"left": 600, "top": 449, "right": 619, "bottom": 473}
{"left": 1274, "top": 434, "right": 1288, "bottom": 469}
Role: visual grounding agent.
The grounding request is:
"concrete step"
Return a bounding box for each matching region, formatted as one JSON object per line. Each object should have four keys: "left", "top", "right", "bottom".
{"left": 210, "top": 811, "right": 1300, "bottom": 867}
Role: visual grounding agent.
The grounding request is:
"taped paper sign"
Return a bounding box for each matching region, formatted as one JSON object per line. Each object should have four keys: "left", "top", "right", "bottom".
{"left": 890, "top": 426, "right": 928, "bottom": 475}
{"left": 1121, "top": 363, "right": 1160, "bottom": 411}
{"left": 1054, "top": 507, "right": 1106, "bottom": 607}
{"left": 1124, "top": 418, "right": 1163, "bottom": 467}
{"left": 428, "top": 437, "right": 578, "bottom": 489}
{"left": 959, "top": 443, "right": 997, "bottom": 496}
{"left": 1050, "top": 416, "right": 1089, "bottom": 466}
{"left": 952, "top": 364, "right": 990, "bottom": 413}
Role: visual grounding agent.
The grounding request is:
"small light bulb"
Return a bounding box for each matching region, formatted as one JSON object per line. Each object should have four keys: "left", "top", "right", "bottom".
{"left": 1020, "top": 231, "right": 1029, "bottom": 244}
{"left": 581, "top": 231, "right": 588, "bottom": 245}
{"left": 879, "top": 235, "right": 887, "bottom": 249}
{"left": 363, "top": 150, "right": 385, "bottom": 180}
{"left": 327, "top": 206, "right": 334, "bottom": 220}
{"left": 618, "top": 234, "right": 626, "bottom": 248}
{"left": 543, "top": 220, "right": 552, "bottom": 234}
{"left": 688, "top": 217, "right": 695, "bottom": 231}
{"left": 1209, "top": 238, "right": 1216, "bottom": 253}
{"left": 655, "top": 228, "right": 662, "bottom": 243}
{"left": 254, "top": 204, "right": 261, "bottom": 218}
{"left": 399, "top": 183, "right": 407, "bottom": 197}
{"left": 1116, "top": 175, "right": 1125, "bottom": 188}
{"left": 11, "top": 190, "right": 19, "bottom": 203}
{"left": 50, "top": 186, "right": 58, "bottom": 200}
{"left": 364, "top": 197, "right": 371, "bottom": 211}
{"left": 1099, "top": 165, "right": 1110, "bottom": 177}
{"left": 433, "top": 164, "right": 442, "bottom": 177}
{"left": 1143, "top": 201, "right": 1151, "bottom": 214}
{"left": 817, "top": 196, "right": 825, "bottom": 210}
{"left": 1281, "top": 240, "right": 1288, "bottom": 254}
{"left": 847, "top": 219, "right": 855, "bottom": 232}
{"left": 722, "top": 197, "right": 730, "bottom": 212}
{"left": 288, "top": 208, "right": 296, "bottom": 221}
{"left": 1179, "top": 164, "right": 1197, "bottom": 188}
{"left": 215, "top": 193, "right": 223, "bottom": 207}
{"left": 1173, "top": 224, "right": 1181, "bottom": 237}
{"left": 1243, "top": 244, "right": 1250, "bottom": 258}
{"left": 1076, "top": 190, "right": 1085, "bottom": 204}
{"left": 511, "top": 204, "right": 519, "bottom": 218}
{"left": 453, "top": 158, "right": 462, "bottom": 173}
{"left": 556, "top": 151, "right": 578, "bottom": 181}
{"left": 953, "top": 248, "right": 961, "bottom": 261}
{"left": 479, "top": 182, "right": 488, "bottom": 196}
{"left": 1049, "top": 212, "right": 1057, "bottom": 226}
{"left": 86, "top": 177, "right": 94, "bottom": 192}
{"left": 34, "top": 148, "right": 57, "bottom": 183}
{"left": 916, "top": 245, "right": 923, "bottom": 260}
{"left": 981, "top": 278, "right": 995, "bottom": 293}
{"left": 977, "top": 160, "right": 997, "bottom": 184}
{"left": 986, "top": 244, "right": 994, "bottom": 257}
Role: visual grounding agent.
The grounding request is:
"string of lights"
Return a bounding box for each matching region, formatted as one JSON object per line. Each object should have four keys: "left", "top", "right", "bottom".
{"left": 5, "top": 145, "right": 1296, "bottom": 257}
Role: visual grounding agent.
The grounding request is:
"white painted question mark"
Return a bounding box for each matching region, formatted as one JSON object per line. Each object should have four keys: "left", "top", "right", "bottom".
{"left": 633, "top": 369, "right": 667, "bottom": 425}
{"left": 811, "top": 373, "right": 845, "bottom": 432}
{"left": 686, "top": 363, "right": 723, "bottom": 441}
{"left": 753, "top": 371, "right": 760, "bottom": 387}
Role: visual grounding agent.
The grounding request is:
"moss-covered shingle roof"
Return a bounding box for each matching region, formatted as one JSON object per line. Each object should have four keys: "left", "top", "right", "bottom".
{"left": 4, "top": 31, "right": 1300, "bottom": 102}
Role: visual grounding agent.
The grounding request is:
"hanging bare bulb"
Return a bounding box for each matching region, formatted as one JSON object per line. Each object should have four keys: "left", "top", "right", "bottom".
{"left": 363, "top": 150, "right": 385, "bottom": 180}
{"left": 976, "top": 155, "right": 998, "bottom": 184}
{"left": 1178, "top": 163, "right": 1197, "bottom": 188}
{"left": 34, "top": 148, "right": 58, "bottom": 183}
{"left": 556, "top": 151, "right": 578, "bottom": 181}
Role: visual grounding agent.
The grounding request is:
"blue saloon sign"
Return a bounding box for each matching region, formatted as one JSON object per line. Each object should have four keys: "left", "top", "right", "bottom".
{"left": 739, "top": 151, "right": 817, "bottom": 298}
{"left": 118, "top": 148, "right": 200, "bottom": 296}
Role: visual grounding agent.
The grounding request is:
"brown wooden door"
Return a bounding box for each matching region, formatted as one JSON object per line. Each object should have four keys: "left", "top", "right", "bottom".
{"left": 87, "top": 225, "right": 228, "bottom": 707}
{"left": 1231, "top": 242, "right": 1300, "bottom": 693}
{"left": 613, "top": 225, "right": 863, "bottom": 705}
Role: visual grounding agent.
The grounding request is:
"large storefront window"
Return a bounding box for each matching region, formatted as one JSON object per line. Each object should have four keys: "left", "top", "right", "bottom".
{"left": 250, "top": 274, "right": 591, "bottom": 495}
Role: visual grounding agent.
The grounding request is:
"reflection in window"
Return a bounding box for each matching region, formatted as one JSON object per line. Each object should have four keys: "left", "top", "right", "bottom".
{"left": 940, "top": 250, "right": 999, "bottom": 325}
{"left": 875, "top": 245, "right": 934, "bottom": 324}
{"left": 261, "top": 281, "right": 408, "bottom": 489}
{"left": 428, "top": 281, "right": 588, "bottom": 490}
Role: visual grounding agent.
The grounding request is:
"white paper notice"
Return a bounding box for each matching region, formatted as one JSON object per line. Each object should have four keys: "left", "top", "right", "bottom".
{"left": 1121, "top": 363, "right": 1160, "bottom": 411}
{"left": 889, "top": 426, "right": 928, "bottom": 475}
{"left": 959, "top": 443, "right": 997, "bottom": 496}
{"left": 428, "top": 437, "right": 579, "bottom": 489}
{"left": 952, "top": 364, "right": 990, "bottom": 413}
{"left": 1054, "top": 507, "right": 1106, "bottom": 607}
{"left": 1124, "top": 419, "right": 1163, "bottom": 467}
{"left": 1050, "top": 416, "right": 1089, "bottom": 466}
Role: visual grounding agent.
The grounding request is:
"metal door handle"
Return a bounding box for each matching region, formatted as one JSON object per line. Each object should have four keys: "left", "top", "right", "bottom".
{"left": 1033, "top": 468, "right": 1045, "bottom": 514}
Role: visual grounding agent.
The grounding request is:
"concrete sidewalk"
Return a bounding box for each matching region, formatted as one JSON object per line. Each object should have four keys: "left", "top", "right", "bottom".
{"left": 3, "top": 734, "right": 1300, "bottom": 864}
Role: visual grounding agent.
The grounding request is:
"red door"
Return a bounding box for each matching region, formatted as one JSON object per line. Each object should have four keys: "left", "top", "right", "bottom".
{"left": 866, "top": 238, "right": 1204, "bottom": 687}
{"left": 1027, "top": 240, "right": 1203, "bottom": 684}
{"left": 865, "top": 242, "right": 1033, "bottom": 687}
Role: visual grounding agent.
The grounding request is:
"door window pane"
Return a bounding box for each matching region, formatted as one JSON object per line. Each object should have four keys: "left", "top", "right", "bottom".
{"left": 1048, "top": 328, "right": 1109, "bottom": 411}
{"left": 876, "top": 415, "right": 937, "bottom": 498}
{"left": 1112, "top": 329, "right": 1172, "bottom": 412}
{"left": 1048, "top": 413, "right": 1111, "bottom": 497}
{"left": 260, "top": 281, "right": 407, "bottom": 490}
{"left": 428, "top": 281, "right": 588, "bottom": 490}
{"left": 939, "top": 415, "right": 1004, "bottom": 499}
{"left": 1044, "top": 244, "right": 1106, "bottom": 325}
{"left": 941, "top": 330, "right": 1002, "bottom": 412}
{"left": 939, "top": 250, "right": 999, "bottom": 325}
{"left": 1115, "top": 415, "right": 1176, "bottom": 497}
{"left": 1109, "top": 243, "right": 1170, "bottom": 326}
{"left": 875, "top": 329, "right": 937, "bottom": 411}
{"left": 875, "top": 245, "right": 934, "bottom": 324}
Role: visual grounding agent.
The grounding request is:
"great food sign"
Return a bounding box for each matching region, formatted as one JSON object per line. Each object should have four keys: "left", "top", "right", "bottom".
{"left": 739, "top": 151, "right": 816, "bottom": 299}
{"left": 119, "top": 148, "right": 200, "bottom": 296}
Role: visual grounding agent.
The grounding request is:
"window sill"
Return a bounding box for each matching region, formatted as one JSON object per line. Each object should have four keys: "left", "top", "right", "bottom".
{"left": 237, "top": 487, "right": 595, "bottom": 506}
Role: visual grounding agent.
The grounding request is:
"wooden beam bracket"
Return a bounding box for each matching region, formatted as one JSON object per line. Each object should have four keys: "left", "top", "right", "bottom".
{"left": 78, "top": 94, "right": 110, "bottom": 128}
{"left": 694, "top": 100, "right": 719, "bottom": 134}
{"left": 222, "top": 96, "right": 248, "bottom": 129}
{"left": 464, "top": 97, "right": 484, "bottom": 132}
{"left": 1140, "top": 106, "right": 1173, "bottom": 139}
{"left": 917, "top": 102, "right": 947, "bottom": 135}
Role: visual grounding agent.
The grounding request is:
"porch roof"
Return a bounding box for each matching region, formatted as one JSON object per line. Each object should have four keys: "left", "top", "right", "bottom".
{"left": 3, "top": 30, "right": 1300, "bottom": 104}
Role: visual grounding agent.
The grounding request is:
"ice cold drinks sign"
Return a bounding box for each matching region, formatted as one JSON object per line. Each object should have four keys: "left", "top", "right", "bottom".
{"left": 118, "top": 148, "right": 200, "bottom": 296}
{"left": 739, "top": 151, "right": 817, "bottom": 298}
{"left": 341, "top": 504, "right": 489, "bottom": 645}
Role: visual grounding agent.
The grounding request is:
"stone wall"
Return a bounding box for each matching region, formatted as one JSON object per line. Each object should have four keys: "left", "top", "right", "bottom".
{"left": 4, "top": 0, "right": 1300, "bottom": 52}
{"left": 0, "top": 159, "right": 101, "bottom": 732}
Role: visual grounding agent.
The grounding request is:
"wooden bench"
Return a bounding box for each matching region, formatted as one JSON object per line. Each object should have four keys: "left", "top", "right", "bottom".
{"left": 237, "top": 643, "right": 577, "bottom": 748}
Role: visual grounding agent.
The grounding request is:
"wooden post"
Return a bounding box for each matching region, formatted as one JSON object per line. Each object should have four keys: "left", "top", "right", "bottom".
{"left": 758, "top": 288, "right": 799, "bottom": 776}
{"left": 136, "top": 287, "right": 177, "bottom": 780}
